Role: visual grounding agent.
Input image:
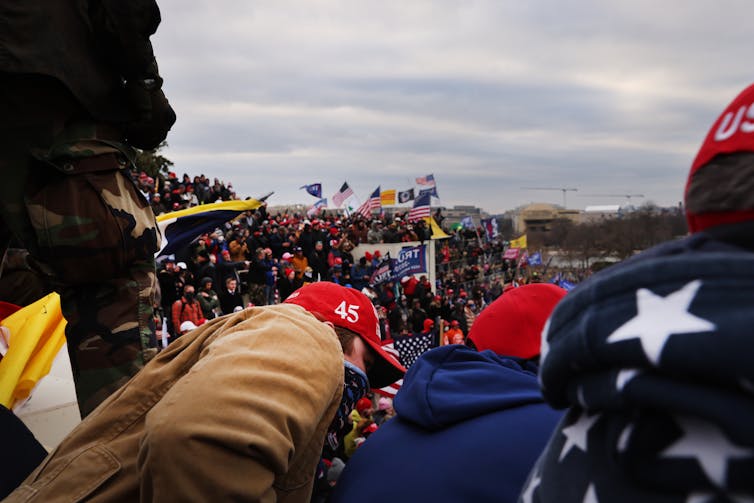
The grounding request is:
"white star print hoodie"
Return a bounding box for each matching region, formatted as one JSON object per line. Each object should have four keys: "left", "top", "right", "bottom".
{"left": 522, "top": 226, "right": 754, "bottom": 503}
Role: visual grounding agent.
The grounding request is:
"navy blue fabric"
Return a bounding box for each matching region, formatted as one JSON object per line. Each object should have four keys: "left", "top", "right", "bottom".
{"left": 331, "top": 345, "right": 562, "bottom": 503}
{"left": 525, "top": 230, "right": 754, "bottom": 502}
{"left": 0, "top": 405, "right": 47, "bottom": 498}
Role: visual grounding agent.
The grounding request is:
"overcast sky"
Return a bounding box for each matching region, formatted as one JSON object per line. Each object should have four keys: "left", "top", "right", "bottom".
{"left": 153, "top": 0, "right": 752, "bottom": 214}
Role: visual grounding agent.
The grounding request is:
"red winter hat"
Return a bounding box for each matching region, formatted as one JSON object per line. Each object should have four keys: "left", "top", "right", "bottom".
{"left": 423, "top": 318, "right": 435, "bottom": 332}
{"left": 468, "top": 283, "right": 566, "bottom": 359}
{"left": 686, "top": 83, "right": 754, "bottom": 233}
{"left": 284, "top": 282, "right": 405, "bottom": 388}
{"left": 356, "top": 397, "right": 372, "bottom": 414}
{"left": 363, "top": 422, "right": 379, "bottom": 435}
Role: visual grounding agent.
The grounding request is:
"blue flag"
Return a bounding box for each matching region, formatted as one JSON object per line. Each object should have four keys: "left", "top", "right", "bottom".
{"left": 369, "top": 255, "right": 393, "bottom": 287}
{"left": 529, "top": 251, "right": 543, "bottom": 266}
{"left": 299, "top": 183, "right": 322, "bottom": 198}
{"left": 460, "top": 216, "right": 475, "bottom": 229}
{"left": 558, "top": 279, "right": 576, "bottom": 291}
{"left": 392, "top": 245, "right": 427, "bottom": 279}
{"left": 418, "top": 186, "right": 439, "bottom": 199}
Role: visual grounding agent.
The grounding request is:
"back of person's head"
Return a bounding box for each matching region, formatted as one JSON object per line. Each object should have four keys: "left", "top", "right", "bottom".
{"left": 377, "top": 396, "right": 392, "bottom": 411}
{"left": 422, "top": 318, "right": 434, "bottom": 332}
{"left": 466, "top": 283, "right": 566, "bottom": 359}
{"left": 686, "top": 83, "right": 754, "bottom": 233}
{"left": 355, "top": 397, "right": 372, "bottom": 416}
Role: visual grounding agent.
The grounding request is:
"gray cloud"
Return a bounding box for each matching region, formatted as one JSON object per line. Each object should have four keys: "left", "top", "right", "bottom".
{"left": 153, "top": 0, "right": 753, "bottom": 213}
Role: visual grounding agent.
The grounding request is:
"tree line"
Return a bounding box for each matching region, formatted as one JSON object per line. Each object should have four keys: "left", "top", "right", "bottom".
{"left": 524, "top": 204, "right": 687, "bottom": 270}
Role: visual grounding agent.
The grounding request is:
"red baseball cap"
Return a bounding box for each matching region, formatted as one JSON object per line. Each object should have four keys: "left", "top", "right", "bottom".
{"left": 468, "top": 283, "right": 566, "bottom": 359}
{"left": 284, "top": 282, "right": 405, "bottom": 388}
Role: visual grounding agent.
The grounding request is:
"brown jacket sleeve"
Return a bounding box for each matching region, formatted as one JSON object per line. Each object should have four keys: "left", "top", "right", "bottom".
{"left": 137, "top": 304, "right": 344, "bottom": 501}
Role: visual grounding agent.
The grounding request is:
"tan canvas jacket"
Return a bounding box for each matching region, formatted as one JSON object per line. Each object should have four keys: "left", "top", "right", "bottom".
{"left": 6, "top": 304, "right": 344, "bottom": 502}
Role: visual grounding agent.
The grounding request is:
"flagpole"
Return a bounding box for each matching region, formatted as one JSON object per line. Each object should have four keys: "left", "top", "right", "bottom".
{"left": 542, "top": 255, "right": 554, "bottom": 278}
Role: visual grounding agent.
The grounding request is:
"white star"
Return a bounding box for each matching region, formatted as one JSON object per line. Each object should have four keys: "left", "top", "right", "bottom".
{"left": 540, "top": 318, "right": 552, "bottom": 363}
{"left": 559, "top": 411, "right": 600, "bottom": 461}
{"left": 577, "top": 386, "right": 587, "bottom": 407}
{"left": 539, "top": 319, "right": 552, "bottom": 391}
{"left": 583, "top": 484, "right": 599, "bottom": 503}
{"left": 616, "top": 369, "right": 639, "bottom": 391}
{"left": 617, "top": 423, "right": 634, "bottom": 453}
{"left": 606, "top": 280, "right": 715, "bottom": 365}
{"left": 686, "top": 494, "right": 712, "bottom": 503}
{"left": 662, "top": 416, "right": 752, "bottom": 488}
{"left": 520, "top": 475, "right": 540, "bottom": 503}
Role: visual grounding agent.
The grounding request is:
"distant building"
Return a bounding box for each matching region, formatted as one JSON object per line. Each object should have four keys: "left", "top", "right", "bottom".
{"left": 511, "top": 203, "right": 580, "bottom": 234}
{"left": 581, "top": 205, "right": 622, "bottom": 223}
{"left": 442, "top": 205, "right": 488, "bottom": 228}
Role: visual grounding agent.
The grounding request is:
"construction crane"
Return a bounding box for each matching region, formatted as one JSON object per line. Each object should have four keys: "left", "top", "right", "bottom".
{"left": 521, "top": 187, "right": 578, "bottom": 208}
{"left": 579, "top": 194, "right": 645, "bottom": 205}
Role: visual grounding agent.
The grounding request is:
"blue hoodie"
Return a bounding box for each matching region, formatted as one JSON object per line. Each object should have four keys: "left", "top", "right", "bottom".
{"left": 331, "top": 345, "right": 562, "bottom": 503}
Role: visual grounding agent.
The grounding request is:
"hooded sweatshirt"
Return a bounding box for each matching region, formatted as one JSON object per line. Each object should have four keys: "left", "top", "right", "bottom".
{"left": 331, "top": 345, "right": 562, "bottom": 502}
{"left": 525, "top": 225, "right": 754, "bottom": 502}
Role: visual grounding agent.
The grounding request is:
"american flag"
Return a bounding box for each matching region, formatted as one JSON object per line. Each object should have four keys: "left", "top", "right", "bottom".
{"left": 331, "top": 182, "right": 354, "bottom": 208}
{"left": 306, "top": 198, "right": 327, "bottom": 217}
{"left": 356, "top": 186, "right": 381, "bottom": 218}
{"left": 415, "top": 174, "right": 436, "bottom": 187}
{"left": 407, "top": 191, "right": 432, "bottom": 222}
{"left": 375, "top": 378, "right": 403, "bottom": 398}
{"left": 393, "top": 330, "right": 437, "bottom": 368}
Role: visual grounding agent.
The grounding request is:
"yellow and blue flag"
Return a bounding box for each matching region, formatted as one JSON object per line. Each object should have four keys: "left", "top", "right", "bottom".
{"left": 155, "top": 199, "right": 263, "bottom": 258}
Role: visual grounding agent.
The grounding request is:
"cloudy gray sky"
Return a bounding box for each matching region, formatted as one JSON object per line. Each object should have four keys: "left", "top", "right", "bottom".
{"left": 153, "top": 0, "right": 752, "bottom": 214}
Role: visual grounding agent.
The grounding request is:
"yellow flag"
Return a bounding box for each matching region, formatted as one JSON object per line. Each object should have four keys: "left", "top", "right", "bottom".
{"left": 380, "top": 189, "right": 396, "bottom": 206}
{"left": 430, "top": 217, "right": 450, "bottom": 239}
{"left": 0, "top": 293, "right": 67, "bottom": 409}
{"left": 509, "top": 234, "right": 527, "bottom": 249}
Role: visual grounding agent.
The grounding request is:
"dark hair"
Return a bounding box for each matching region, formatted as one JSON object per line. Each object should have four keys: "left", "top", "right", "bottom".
{"left": 333, "top": 325, "right": 357, "bottom": 354}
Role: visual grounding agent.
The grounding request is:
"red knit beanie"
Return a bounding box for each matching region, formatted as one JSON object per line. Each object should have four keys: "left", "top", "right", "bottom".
{"left": 356, "top": 397, "right": 372, "bottom": 415}
{"left": 686, "top": 83, "right": 754, "bottom": 233}
{"left": 467, "top": 284, "right": 566, "bottom": 359}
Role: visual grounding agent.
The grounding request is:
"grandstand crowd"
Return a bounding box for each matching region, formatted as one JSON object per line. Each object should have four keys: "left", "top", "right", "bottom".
{"left": 139, "top": 170, "right": 574, "bottom": 344}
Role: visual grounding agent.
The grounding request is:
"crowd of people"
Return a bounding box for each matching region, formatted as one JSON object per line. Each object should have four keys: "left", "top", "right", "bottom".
{"left": 5, "top": 2, "right": 753, "bottom": 500}
{"left": 148, "top": 185, "right": 550, "bottom": 345}
{"left": 133, "top": 168, "right": 591, "bottom": 500}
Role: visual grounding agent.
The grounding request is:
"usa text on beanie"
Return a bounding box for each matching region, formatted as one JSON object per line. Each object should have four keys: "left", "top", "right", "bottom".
{"left": 686, "top": 83, "right": 754, "bottom": 233}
